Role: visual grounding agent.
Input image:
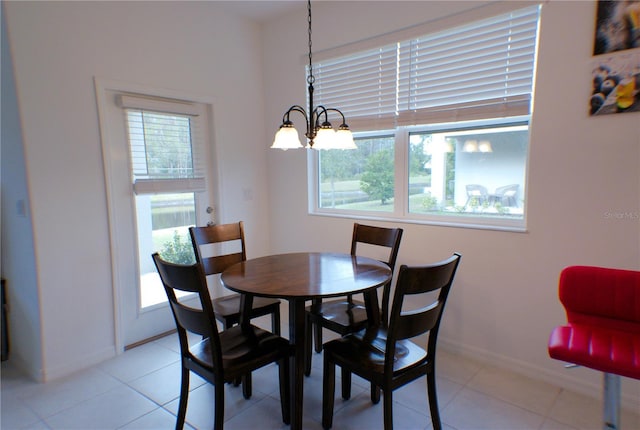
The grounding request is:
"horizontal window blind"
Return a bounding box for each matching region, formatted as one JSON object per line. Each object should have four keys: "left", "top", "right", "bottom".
{"left": 314, "top": 43, "right": 400, "bottom": 131}
{"left": 313, "top": 5, "right": 540, "bottom": 131}
{"left": 132, "top": 178, "right": 206, "bottom": 194}
{"left": 119, "top": 95, "right": 206, "bottom": 194}
{"left": 118, "top": 94, "right": 201, "bottom": 116}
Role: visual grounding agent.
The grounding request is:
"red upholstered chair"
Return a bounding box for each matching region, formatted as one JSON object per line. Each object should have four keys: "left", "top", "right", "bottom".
{"left": 548, "top": 265, "right": 640, "bottom": 430}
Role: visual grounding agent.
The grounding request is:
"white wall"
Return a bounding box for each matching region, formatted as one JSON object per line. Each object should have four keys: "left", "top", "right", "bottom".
{"left": 3, "top": 1, "right": 272, "bottom": 381}
{"left": 1, "top": 6, "right": 42, "bottom": 378}
{"left": 263, "top": 1, "right": 640, "bottom": 406}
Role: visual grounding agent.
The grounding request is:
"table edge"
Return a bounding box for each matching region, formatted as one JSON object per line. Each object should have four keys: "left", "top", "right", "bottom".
{"left": 220, "top": 252, "right": 392, "bottom": 300}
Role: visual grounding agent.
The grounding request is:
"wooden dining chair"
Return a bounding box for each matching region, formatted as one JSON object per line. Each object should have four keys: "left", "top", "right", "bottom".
{"left": 321, "top": 253, "right": 461, "bottom": 430}
{"left": 189, "top": 222, "right": 281, "bottom": 335}
{"left": 152, "top": 253, "right": 292, "bottom": 430}
{"left": 305, "top": 223, "right": 403, "bottom": 376}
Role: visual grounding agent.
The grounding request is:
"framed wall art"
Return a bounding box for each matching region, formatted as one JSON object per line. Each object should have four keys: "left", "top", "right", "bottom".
{"left": 590, "top": 51, "right": 639, "bottom": 115}
{"left": 594, "top": 0, "right": 640, "bottom": 55}
{"left": 590, "top": 1, "right": 640, "bottom": 116}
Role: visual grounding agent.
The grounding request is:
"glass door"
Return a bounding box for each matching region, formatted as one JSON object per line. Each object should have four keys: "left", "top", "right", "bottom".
{"left": 96, "top": 81, "right": 216, "bottom": 349}
{"left": 136, "top": 192, "right": 197, "bottom": 309}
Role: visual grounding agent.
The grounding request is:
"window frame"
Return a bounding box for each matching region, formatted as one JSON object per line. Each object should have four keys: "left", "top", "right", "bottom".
{"left": 309, "top": 115, "right": 530, "bottom": 232}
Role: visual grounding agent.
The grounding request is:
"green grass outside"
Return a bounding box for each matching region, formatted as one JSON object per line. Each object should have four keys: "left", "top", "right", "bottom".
{"left": 331, "top": 192, "right": 431, "bottom": 212}
{"left": 330, "top": 191, "right": 522, "bottom": 218}
{"left": 320, "top": 175, "right": 429, "bottom": 193}
{"left": 320, "top": 179, "right": 361, "bottom": 193}
{"left": 336, "top": 199, "right": 395, "bottom": 212}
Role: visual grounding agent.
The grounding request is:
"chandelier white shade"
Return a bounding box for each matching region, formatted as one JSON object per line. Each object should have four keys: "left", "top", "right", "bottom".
{"left": 271, "top": 123, "right": 303, "bottom": 150}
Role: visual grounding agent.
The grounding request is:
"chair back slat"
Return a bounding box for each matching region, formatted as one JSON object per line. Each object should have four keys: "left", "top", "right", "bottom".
{"left": 171, "top": 301, "right": 212, "bottom": 337}
{"left": 386, "top": 253, "right": 461, "bottom": 367}
{"left": 190, "top": 222, "right": 247, "bottom": 276}
{"left": 200, "top": 253, "right": 244, "bottom": 276}
{"left": 190, "top": 222, "right": 244, "bottom": 247}
{"left": 393, "top": 302, "right": 443, "bottom": 340}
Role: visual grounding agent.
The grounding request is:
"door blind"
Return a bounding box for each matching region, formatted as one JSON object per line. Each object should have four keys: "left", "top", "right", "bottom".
{"left": 118, "top": 95, "right": 206, "bottom": 194}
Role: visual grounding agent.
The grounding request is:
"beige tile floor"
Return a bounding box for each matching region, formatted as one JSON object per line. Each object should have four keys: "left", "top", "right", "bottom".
{"left": 2, "top": 325, "right": 639, "bottom": 430}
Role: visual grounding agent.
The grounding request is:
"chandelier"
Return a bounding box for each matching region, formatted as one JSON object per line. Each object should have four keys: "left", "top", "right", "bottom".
{"left": 271, "top": 0, "right": 356, "bottom": 150}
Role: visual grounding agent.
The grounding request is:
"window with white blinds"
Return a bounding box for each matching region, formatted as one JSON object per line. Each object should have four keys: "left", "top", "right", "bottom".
{"left": 311, "top": 5, "right": 541, "bottom": 231}
{"left": 312, "top": 5, "right": 540, "bottom": 131}
{"left": 118, "top": 94, "right": 206, "bottom": 194}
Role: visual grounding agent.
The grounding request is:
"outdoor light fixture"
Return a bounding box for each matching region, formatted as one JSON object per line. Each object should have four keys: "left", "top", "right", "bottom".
{"left": 462, "top": 140, "right": 479, "bottom": 152}
{"left": 478, "top": 140, "right": 493, "bottom": 153}
{"left": 462, "top": 139, "right": 493, "bottom": 153}
{"left": 271, "top": 0, "right": 356, "bottom": 150}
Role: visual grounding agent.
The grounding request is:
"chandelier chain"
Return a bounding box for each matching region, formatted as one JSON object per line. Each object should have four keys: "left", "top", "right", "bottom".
{"left": 307, "top": 0, "right": 314, "bottom": 86}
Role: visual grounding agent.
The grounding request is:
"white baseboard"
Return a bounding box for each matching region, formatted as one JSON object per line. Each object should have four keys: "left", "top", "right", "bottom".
{"left": 437, "top": 338, "right": 639, "bottom": 412}
{"left": 3, "top": 350, "right": 45, "bottom": 382}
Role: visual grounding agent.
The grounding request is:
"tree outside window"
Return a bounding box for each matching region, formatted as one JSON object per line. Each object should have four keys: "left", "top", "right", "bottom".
{"left": 319, "top": 135, "right": 395, "bottom": 212}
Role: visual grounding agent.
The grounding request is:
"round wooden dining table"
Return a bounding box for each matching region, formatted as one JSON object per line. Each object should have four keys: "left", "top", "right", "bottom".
{"left": 221, "top": 252, "right": 392, "bottom": 430}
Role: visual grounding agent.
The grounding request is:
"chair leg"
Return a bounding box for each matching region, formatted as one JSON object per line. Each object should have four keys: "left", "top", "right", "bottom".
{"left": 371, "top": 383, "right": 381, "bottom": 404}
{"left": 427, "top": 370, "right": 442, "bottom": 430}
{"left": 278, "top": 357, "right": 291, "bottom": 424}
{"left": 242, "top": 372, "right": 252, "bottom": 399}
{"left": 311, "top": 299, "right": 323, "bottom": 353}
{"left": 176, "top": 366, "right": 190, "bottom": 430}
{"left": 272, "top": 307, "right": 281, "bottom": 336}
{"left": 305, "top": 313, "right": 313, "bottom": 376}
{"left": 322, "top": 355, "right": 336, "bottom": 429}
{"left": 341, "top": 366, "right": 351, "bottom": 400}
{"left": 383, "top": 389, "right": 393, "bottom": 430}
{"left": 314, "top": 320, "right": 323, "bottom": 353}
{"left": 603, "top": 373, "right": 621, "bottom": 430}
{"left": 214, "top": 381, "right": 225, "bottom": 430}
{"left": 222, "top": 318, "right": 242, "bottom": 387}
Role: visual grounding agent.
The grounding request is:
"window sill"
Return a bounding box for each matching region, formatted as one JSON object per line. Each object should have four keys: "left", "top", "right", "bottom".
{"left": 309, "top": 210, "right": 528, "bottom": 233}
